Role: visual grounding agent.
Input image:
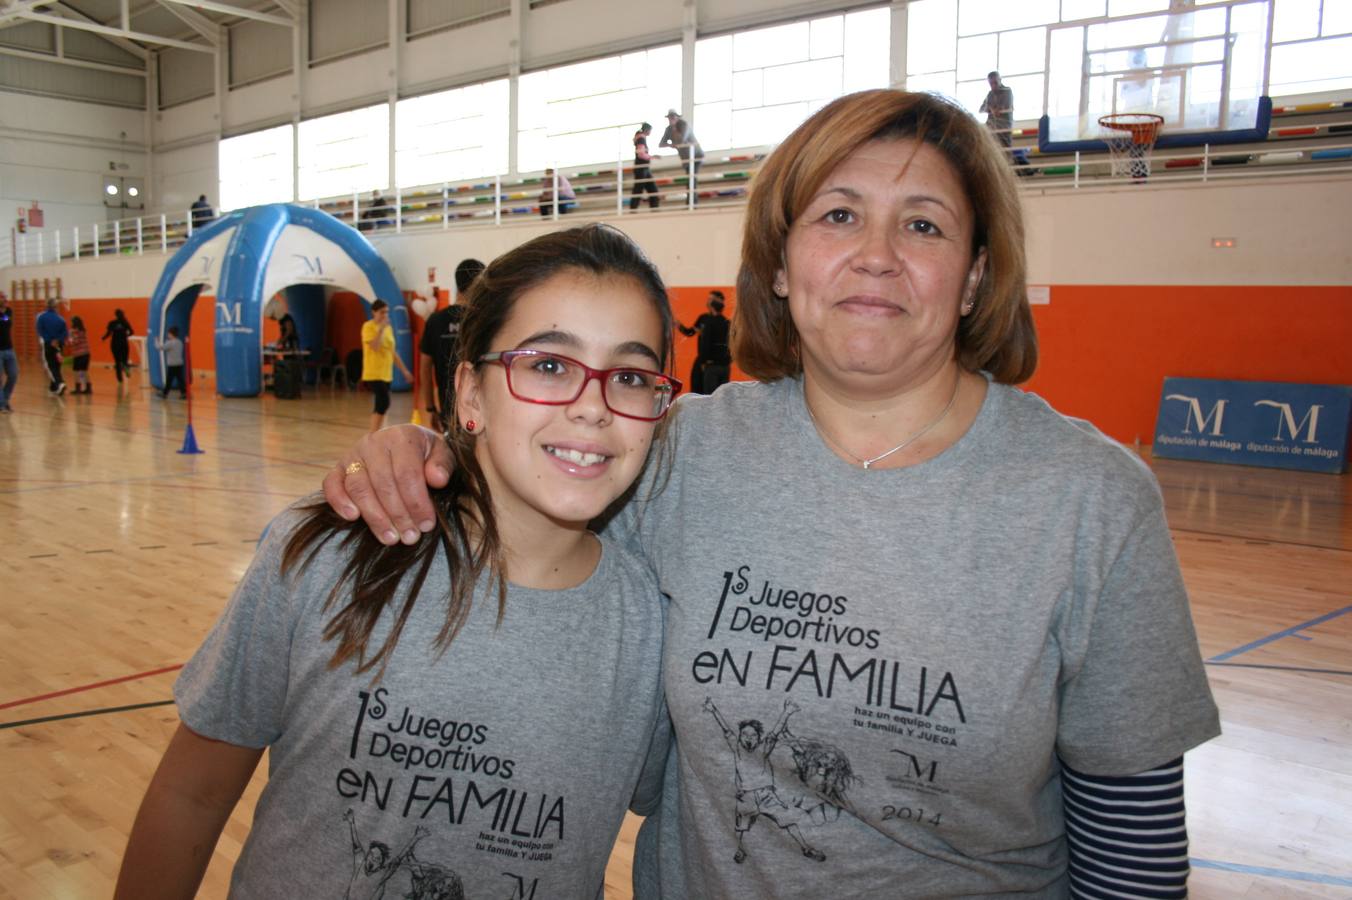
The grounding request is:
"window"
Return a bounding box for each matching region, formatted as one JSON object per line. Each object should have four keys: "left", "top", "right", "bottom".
{"left": 219, "top": 124, "right": 294, "bottom": 211}
{"left": 694, "top": 6, "right": 890, "bottom": 152}
{"left": 517, "top": 45, "right": 681, "bottom": 173}
{"left": 396, "top": 79, "right": 510, "bottom": 187}
{"left": 298, "top": 104, "right": 389, "bottom": 200}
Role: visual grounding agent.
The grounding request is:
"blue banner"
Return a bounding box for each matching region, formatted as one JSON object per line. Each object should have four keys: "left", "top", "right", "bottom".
{"left": 1152, "top": 378, "right": 1351, "bottom": 474}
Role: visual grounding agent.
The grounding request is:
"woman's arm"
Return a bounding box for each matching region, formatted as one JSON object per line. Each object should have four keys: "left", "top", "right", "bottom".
{"left": 1062, "top": 756, "right": 1190, "bottom": 899}
{"left": 322, "top": 424, "right": 451, "bottom": 544}
{"left": 114, "top": 723, "right": 263, "bottom": 900}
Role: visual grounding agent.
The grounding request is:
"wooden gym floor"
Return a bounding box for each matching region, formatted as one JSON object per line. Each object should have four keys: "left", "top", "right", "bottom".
{"left": 1, "top": 368, "right": 1348, "bottom": 899}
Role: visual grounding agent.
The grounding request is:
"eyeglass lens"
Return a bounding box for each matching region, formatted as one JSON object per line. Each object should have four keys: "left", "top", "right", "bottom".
{"left": 506, "top": 352, "right": 673, "bottom": 419}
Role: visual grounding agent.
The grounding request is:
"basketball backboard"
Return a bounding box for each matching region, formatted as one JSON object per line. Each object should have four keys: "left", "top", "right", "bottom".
{"left": 1043, "top": 0, "right": 1270, "bottom": 147}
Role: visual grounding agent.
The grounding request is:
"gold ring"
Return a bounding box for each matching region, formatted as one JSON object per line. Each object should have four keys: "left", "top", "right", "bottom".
{"left": 344, "top": 461, "right": 365, "bottom": 476}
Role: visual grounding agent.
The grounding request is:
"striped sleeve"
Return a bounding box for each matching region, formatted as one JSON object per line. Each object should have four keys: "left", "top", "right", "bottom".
{"left": 1061, "top": 756, "right": 1190, "bottom": 899}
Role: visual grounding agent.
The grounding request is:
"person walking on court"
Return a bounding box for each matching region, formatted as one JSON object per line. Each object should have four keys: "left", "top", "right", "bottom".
{"left": 630, "top": 122, "right": 661, "bottom": 211}
{"left": 0, "top": 291, "right": 17, "bottom": 413}
{"left": 419, "top": 258, "right": 485, "bottom": 434}
{"left": 36, "top": 298, "right": 68, "bottom": 397}
{"left": 677, "top": 291, "right": 731, "bottom": 394}
{"left": 157, "top": 326, "right": 188, "bottom": 398}
{"left": 101, "top": 309, "right": 134, "bottom": 385}
{"left": 660, "top": 108, "right": 704, "bottom": 203}
{"left": 980, "top": 71, "right": 1014, "bottom": 149}
{"left": 68, "top": 316, "right": 93, "bottom": 395}
{"left": 362, "top": 299, "right": 412, "bottom": 432}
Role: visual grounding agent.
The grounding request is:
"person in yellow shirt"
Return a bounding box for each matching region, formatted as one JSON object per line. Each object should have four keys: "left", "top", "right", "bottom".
{"left": 361, "top": 299, "right": 413, "bottom": 432}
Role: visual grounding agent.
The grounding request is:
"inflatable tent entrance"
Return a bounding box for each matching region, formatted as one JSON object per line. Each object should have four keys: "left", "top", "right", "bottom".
{"left": 146, "top": 203, "right": 412, "bottom": 397}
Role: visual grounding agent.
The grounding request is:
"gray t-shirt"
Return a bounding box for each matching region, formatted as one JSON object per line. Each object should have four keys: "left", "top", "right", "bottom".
{"left": 176, "top": 506, "right": 669, "bottom": 900}
{"left": 624, "top": 376, "right": 1220, "bottom": 898}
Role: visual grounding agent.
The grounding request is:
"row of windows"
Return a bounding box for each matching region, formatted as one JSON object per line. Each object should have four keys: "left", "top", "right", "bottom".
{"left": 218, "top": 0, "right": 1350, "bottom": 212}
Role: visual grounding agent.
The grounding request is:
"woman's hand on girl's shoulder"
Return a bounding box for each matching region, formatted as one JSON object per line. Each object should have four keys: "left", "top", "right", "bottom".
{"left": 323, "top": 425, "right": 453, "bottom": 546}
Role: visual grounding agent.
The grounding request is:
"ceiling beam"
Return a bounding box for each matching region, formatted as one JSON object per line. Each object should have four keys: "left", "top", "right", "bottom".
{"left": 154, "top": 0, "right": 219, "bottom": 44}
{"left": 0, "top": 43, "right": 148, "bottom": 75}
{"left": 28, "top": 1, "right": 152, "bottom": 61}
{"left": 0, "top": 0, "right": 62, "bottom": 27}
{"left": 19, "top": 10, "right": 215, "bottom": 51}
{"left": 270, "top": 0, "right": 297, "bottom": 18}
{"left": 157, "top": 0, "right": 291, "bottom": 26}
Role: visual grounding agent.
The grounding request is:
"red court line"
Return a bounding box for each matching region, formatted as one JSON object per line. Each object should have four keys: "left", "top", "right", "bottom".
{"left": 0, "top": 664, "right": 184, "bottom": 711}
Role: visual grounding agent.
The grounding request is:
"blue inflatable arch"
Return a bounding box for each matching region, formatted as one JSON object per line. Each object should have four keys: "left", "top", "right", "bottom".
{"left": 147, "top": 203, "right": 412, "bottom": 397}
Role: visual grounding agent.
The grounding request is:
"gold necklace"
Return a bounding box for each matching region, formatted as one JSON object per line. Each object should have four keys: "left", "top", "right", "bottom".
{"left": 805, "top": 377, "right": 961, "bottom": 470}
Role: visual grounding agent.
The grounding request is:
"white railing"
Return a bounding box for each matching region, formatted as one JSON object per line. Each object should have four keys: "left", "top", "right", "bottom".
{"left": 9, "top": 129, "right": 1352, "bottom": 270}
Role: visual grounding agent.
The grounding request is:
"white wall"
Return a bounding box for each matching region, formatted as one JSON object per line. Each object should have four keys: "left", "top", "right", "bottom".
{"left": 0, "top": 92, "right": 149, "bottom": 240}
{"left": 5, "top": 176, "right": 1350, "bottom": 297}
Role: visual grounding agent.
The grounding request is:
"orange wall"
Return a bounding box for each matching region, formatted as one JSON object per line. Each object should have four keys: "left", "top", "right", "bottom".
{"left": 54, "top": 285, "right": 1352, "bottom": 445}
{"left": 1024, "top": 285, "right": 1352, "bottom": 444}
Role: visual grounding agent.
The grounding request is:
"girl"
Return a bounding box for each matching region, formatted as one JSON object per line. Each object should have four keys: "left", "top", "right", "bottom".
{"left": 115, "top": 224, "right": 681, "bottom": 899}
{"left": 101, "top": 308, "right": 134, "bottom": 384}
{"left": 68, "top": 315, "right": 92, "bottom": 394}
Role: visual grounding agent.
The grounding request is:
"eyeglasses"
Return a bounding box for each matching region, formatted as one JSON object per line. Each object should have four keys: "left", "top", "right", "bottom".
{"left": 479, "top": 349, "right": 681, "bottom": 421}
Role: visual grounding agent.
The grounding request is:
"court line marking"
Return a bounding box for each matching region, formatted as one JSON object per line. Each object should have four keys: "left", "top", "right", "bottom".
{"left": 1206, "top": 662, "right": 1352, "bottom": 676}
{"left": 0, "top": 699, "right": 176, "bottom": 730}
{"left": 1208, "top": 604, "right": 1352, "bottom": 662}
{"left": 0, "top": 664, "right": 184, "bottom": 711}
{"left": 1172, "top": 527, "right": 1350, "bottom": 554}
{"left": 1191, "top": 858, "right": 1352, "bottom": 887}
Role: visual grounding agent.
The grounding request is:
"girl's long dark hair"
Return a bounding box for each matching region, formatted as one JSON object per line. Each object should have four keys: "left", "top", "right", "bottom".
{"left": 281, "top": 224, "right": 675, "bottom": 678}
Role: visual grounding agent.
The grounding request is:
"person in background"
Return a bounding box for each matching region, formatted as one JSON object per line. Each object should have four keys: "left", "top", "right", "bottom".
{"left": 277, "top": 315, "right": 300, "bottom": 351}
{"left": 37, "top": 298, "right": 68, "bottom": 397}
{"left": 677, "top": 290, "right": 731, "bottom": 395}
{"left": 68, "top": 315, "right": 92, "bottom": 395}
{"left": 419, "top": 258, "right": 486, "bottom": 434}
{"left": 190, "top": 195, "right": 214, "bottom": 229}
{"left": 323, "top": 90, "right": 1221, "bottom": 899}
{"left": 0, "top": 291, "right": 17, "bottom": 413}
{"left": 980, "top": 71, "right": 1014, "bottom": 149}
{"left": 101, "top": 308, "right": 135, "bottom": 385}
{"left": 113, "top": 225, "right": 677, "bottom": 900}
{"left": 538, "top": 168, "right": 577, "bottom": 217}
{"left": 359, "top": 191, "right": 394, "bottom": 231}
{"left": 157, "top": 326, "right": 187, "bottom": 399}
{"left": 659, "top": 108, "right": 704, "bottom": 203}
{"left": 630, "top": 122, "right": 661, "bottom": 211}
{"left": 362, "top": 299, "right": 413, "bottom": 432}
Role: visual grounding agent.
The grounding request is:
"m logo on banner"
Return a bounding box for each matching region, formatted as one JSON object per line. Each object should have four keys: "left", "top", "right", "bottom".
{"left": 294, "top": 254, "right": 323, "bottom": 275}
{"left": 216, "top": 301, "right": 243, "bottom": 326}
{"left": 1254, "top": 400, "right": 1321, "bottom": 443}
{"left": 1165, "top": 394, "right": 1228, "bottom": 436}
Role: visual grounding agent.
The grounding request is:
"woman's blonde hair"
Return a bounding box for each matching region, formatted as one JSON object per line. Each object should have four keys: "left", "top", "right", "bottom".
{"left": 733, "top": 89, "right": 1037, "bottom": 384}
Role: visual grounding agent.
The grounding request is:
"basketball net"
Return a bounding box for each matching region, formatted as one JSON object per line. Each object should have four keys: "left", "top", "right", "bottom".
{"left": 1098, "top": 113, "right": 1164, "bottom": 179}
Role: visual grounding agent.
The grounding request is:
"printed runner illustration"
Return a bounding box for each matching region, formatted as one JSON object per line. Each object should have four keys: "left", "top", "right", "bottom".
{"left": 704, "top": 697, "right": 858, "bottom": 865}
{"left": 344, "top": 811, "right": 465, "bottom": 899}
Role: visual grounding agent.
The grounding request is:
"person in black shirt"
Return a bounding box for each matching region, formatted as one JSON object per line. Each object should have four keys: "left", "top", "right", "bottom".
{"left": 418, "top": 258, "right": 485, "bottom": 432}
{"left": 677, "top": 291, "right": 731, "bottom": 394}
{"left": 630, "top": 122, "right": 660, "bottom": 211}
{"left": 101, "top": 308, "right": 135, "bottom": 384}
{"left": 191, "top": 195, "right": 214, "bottom": 229}
{"left": 0, "top": 291, "right": 16, "bottom": 413}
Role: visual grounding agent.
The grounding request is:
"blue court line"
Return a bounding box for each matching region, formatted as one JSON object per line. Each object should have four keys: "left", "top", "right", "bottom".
{"left": 1191, "top": 858, "right": 1352, "bottom": 887}
{"left": 1206, "top": 662, "right": 1352, "bottom": 676}
{"left": 1208, "top": 605, "right": 1352, "bottom": 662}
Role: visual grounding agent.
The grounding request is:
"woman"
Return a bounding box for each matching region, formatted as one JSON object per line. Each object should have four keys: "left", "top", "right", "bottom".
{"left": 115, "top": 225, "right": 680, "bottom": 899}
{"left": 323, "top": 91, "right": 1220, "bottom": 897}
{"left": 361, "top": 299, "right": 414, "bottom": 432}
{"left": 101, "top": 308, "right": 134, "bottom": 384}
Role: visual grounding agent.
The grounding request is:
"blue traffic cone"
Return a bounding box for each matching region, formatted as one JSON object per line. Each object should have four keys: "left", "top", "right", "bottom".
{"left": 177, "top": 422, "right": 205, "bottom": 454}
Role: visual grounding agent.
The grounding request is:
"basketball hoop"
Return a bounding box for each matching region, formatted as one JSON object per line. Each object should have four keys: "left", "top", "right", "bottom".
{"left": 1098, "top": 113, "right": 1164, "bottom": 179}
